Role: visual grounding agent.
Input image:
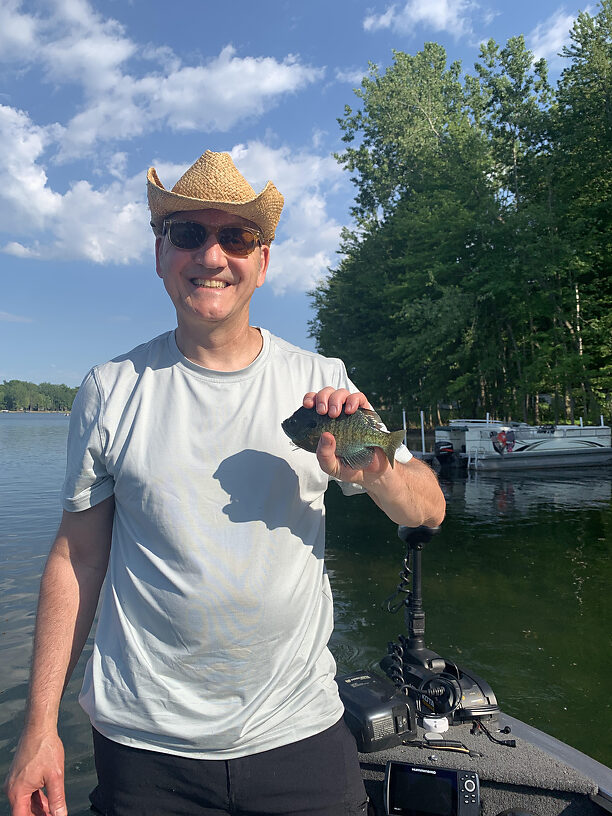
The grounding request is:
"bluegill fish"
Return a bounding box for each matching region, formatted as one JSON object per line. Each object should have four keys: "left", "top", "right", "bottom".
{"left": 281, "top": 406, "right": 405, "bottom": 470}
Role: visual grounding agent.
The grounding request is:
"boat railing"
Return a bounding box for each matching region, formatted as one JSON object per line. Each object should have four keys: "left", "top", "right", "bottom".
{"left": 469, "top": 425, "right": 611, "bottom": 443}
{"left": 514, "top": 425, "right": 610, "bottom": 442}
{"left": 448, "top": 419, "right": 609, "bottom": 434}
{"left": 449, "top": 419, "right": 503, "bottom": 427}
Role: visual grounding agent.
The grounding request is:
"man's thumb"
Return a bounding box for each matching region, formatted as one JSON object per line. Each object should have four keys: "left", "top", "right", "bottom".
{"left": 318, "top": 431, "right": 335, "bottom": 450}
{"left": 47, "top": 777, "right": 67, "bottom": 816}
{"left": 50, "top": 800, "right": 67, "bottom": 816}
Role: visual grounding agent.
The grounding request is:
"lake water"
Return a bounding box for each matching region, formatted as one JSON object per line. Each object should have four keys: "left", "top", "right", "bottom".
{"left": 1, "top": 413, "right": 611, "bottom": 815}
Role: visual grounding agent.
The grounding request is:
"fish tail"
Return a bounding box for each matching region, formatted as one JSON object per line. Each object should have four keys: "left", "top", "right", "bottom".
{"left": 385, "top": 429, "right": 407, "bottom": 468}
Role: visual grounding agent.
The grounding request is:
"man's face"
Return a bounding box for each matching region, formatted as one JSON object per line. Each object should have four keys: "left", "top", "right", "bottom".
{"left": 155, "top": 208, "right": 270, "bottom": 332}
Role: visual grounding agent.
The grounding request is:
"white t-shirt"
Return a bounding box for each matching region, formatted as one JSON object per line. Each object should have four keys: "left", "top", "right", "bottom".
{"left": 62, "top": 328, "right": 410, "bottom": 759}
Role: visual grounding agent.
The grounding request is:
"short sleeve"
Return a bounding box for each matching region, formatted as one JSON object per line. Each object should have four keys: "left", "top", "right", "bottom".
{"left": 62, "top": 369, "right": 115, "bottom": 512}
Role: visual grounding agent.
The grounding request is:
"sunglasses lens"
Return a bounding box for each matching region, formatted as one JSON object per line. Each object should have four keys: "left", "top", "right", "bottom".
{"left": 218, "top": 227, "right": 259, "bottom": 257}
{"left": 167, "top": 221, "right": 208, "bottom": 250}
{"left": 165, "top": 222, "right": 261, "bottom": 256}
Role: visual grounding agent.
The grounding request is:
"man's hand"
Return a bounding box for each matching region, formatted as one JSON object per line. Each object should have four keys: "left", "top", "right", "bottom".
{"left": 303, "top": 387, "right": 446, "bottom": 528}
{"left": 4, "top": 729, "right": 67, "bottom": 816}
{"left": 302, "top": 388, "right": 388, "bottom": 484}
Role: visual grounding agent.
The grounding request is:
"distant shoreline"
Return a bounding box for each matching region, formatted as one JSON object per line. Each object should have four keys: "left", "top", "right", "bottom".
{"left": 0, "top": 410, "right": 70, "bottom": 414}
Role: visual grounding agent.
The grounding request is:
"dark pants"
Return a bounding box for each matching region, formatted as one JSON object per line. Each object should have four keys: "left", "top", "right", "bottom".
{"left": 90, "top": 718, "right": 368, "bottom": 816}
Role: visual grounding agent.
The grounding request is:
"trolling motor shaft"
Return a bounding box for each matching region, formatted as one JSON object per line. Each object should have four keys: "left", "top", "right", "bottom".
{"left": 382, "top": 525, "right": 500, "bottom": 724}
{"left": 398, "top": 525, "right": 436, "bottom": 653}
{"left": 391, "top": 526, "right": 446, "bottom": 671}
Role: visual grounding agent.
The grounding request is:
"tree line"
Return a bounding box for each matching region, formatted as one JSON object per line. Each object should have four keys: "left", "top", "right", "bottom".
{"left": 311, "top": 1, "right": 611, "bottom": 427}
{"left": 0, "top": 380, "right": 78, "bottom": 412}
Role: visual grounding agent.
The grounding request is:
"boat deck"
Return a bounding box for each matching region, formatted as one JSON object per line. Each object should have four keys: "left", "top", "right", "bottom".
{"left": 359, "top": 713, "right": 612, "bottom": 816}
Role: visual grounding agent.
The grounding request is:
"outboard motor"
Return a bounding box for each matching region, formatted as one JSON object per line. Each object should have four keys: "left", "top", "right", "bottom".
{"left": 434, "top": 440, "right": 455, "bottom": 463}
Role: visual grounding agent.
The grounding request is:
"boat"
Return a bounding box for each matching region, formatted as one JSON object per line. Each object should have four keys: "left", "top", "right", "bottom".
{"left": 339, "top": 526, "right": 612, "bottom": 816}
{"left": 434, "top": 419, "right": 612, "bottom": 470}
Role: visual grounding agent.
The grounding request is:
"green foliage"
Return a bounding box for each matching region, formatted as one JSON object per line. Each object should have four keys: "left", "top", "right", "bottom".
{"left": 0, "top": 380, "right": 78, "bottom": 412}
{"left": 312, "top": 1, "right": 612, "bottom": 425}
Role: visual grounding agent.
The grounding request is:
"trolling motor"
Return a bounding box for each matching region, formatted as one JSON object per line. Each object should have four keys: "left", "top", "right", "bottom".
{"left": 337, "top": 525, "right": 500, "bottom": 753}
{"left": 380, "top": 526, "right": 500, "bottom": 729}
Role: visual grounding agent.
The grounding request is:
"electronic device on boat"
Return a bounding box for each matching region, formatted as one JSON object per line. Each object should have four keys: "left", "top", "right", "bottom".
{"left": 384, "top": 762, "right": 480, "bottom": 816}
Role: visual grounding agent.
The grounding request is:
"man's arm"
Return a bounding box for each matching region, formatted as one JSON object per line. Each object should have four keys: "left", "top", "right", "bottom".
{"left": 304, "top": 389, "right": 445, "bottom": 528}
{"left": 4, "top": 496, "right": 114, "bottom": 816}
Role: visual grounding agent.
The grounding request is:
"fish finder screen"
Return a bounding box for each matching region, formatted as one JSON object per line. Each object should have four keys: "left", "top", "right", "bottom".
{"left": 388, "top": 766, "right": 456, "bottom": 816}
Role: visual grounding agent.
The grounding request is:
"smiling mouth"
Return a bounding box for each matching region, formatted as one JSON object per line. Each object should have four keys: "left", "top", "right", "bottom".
{"left": 192, "top": 278, "right": 229, "bottom": 289}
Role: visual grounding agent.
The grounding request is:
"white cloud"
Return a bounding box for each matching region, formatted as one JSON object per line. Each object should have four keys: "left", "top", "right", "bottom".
{"left": 364, "top": 6, "right": 396, "bottom": 32}
{"left": 230, "top": 143, "right": 346, "bottom": 294}
{"left": 1, "top": 1, "right": 324, "bottom": 161}
{"left": 335, "top": 68, "right": 366, "bottom": 85}
{"left": 528, "top": 7, "right": 591, "bottom": 66}
{"left": 49, "top": 179, "right": 149, "bottom": 264}
{"left": 42, "top": 17, "right": 136, "bottom": 92}
{"left": 311, "top": 129, "right": 327, "bottom": 150}
{"left": 57, "top": 43, "right": 322, "bottom": 160}
{"left": 107, "top": 152, "right": 129, "bottom": 180}
{"left": 3, "top": 241, "right": 41, "bottom": 258}
{"left": 0, "top": 117, "right": 347, "bottom": 281}
{"left": 0, "top": 0, "right": 39, "bottom": 61}
{"left": 0, "top": 310, "right": 33, "bottom": 323}
{"left": 1, "top": 180, "right": 149, "bottom": 265}
{"left": 364, "top": 0, "right": 481, "bottom": 40}
{"left": 152, "top": 47, "right": 324, "bottom": 133}
{"left": 231, "top": 142, "right": 344, "bottom": 204}
{"left": 0, "top": 103, "right": 149, "bottom": 264}
{"left": 0, "top": 105, "right": 62, "bottom": 231}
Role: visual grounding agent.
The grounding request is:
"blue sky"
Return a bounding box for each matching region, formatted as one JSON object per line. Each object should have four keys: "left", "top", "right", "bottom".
{"left": 0, "top": 0, "right": 592, "bottom": 386}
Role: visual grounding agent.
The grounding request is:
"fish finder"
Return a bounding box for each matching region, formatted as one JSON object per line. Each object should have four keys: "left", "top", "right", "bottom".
{"left": 384, "top": 761, "right": 480, "bottom": 816}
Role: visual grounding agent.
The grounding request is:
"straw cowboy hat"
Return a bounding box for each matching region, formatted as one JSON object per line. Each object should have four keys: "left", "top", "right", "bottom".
{"left": 147, "top": 151, "right": 284, "bottom": 244}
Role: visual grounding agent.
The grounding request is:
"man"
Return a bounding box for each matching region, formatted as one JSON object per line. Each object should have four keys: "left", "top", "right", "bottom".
{"left": 5, "top": 151, "right": 445, "bottom": 816}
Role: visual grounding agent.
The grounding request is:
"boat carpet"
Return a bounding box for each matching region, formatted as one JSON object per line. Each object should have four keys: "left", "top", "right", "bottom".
{"left": 358, "top": 713, "right": 610, "bottom": 816}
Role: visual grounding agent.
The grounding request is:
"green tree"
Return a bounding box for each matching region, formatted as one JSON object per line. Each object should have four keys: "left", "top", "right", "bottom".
{"left": 550, "top": 0, "right": 612, "bottom": 420}
{"left": 315, "top": 44, "right": 517, "bottom": 420}
{"left": 468, "top": 36, "right": 559, "bottom": 420}
{"left": 0, "top": 380, "right": 78, "bottom": 411}
{"left": 336, "top": 44, "right": 470, "bottom": 227}
{"left": 312, "top": 11, "right": 612, "bottom": 424}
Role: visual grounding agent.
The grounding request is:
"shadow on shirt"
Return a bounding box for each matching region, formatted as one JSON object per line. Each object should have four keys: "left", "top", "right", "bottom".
{"left": 212, "top": 449, "right": 323, "bottom": 541}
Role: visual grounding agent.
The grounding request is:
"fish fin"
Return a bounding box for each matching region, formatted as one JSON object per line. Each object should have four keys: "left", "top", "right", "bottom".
{"left": 384, "top": 429, "right": 407, "bottom": 468}
{"left": 360, "top": 407, "right": 387, "bottom": 433}
{"left": 339, "top": 447, "right": 375, "bottom": 470}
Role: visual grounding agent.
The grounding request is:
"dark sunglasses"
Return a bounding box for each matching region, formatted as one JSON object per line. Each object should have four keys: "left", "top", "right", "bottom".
{"left": 162, "top": 219, "right": 263, "bottom": 257}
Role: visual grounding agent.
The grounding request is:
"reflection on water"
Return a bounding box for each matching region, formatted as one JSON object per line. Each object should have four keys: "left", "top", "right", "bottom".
{"left": 0, "top": 414, "right": 611, "bottom": 816}
{"left": 461, "top": 469, "right": 611, "bottom": 515}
